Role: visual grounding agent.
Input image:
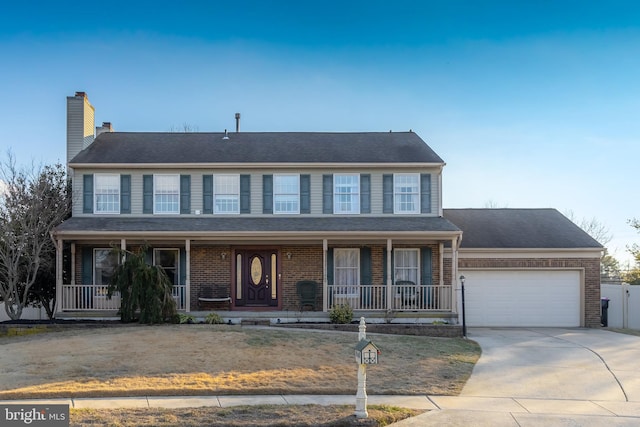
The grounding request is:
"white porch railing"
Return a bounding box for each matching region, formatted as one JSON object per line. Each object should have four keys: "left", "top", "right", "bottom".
{"left": 60, "top": 284, "right": 187, "bottom": 311}
{"left": 328, "top": 284, "right": 452, "bottom": 311}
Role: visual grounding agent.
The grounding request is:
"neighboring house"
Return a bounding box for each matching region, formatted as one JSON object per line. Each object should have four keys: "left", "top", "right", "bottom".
{"left": 53, "top": 92, "right": 603, "bottom": 327}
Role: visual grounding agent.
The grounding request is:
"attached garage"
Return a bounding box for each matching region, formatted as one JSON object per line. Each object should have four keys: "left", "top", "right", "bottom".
{"left": 460, "top": 269, "right": 581, "bottom": 327}
{"left": 444, "top": 209, "right": 603, "bottom": 328}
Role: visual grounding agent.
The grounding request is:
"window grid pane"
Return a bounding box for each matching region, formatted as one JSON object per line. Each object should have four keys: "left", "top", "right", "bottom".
{"left": 334, "top": 175, "right": 360, "bottom": 214}
{"left": 274, "top": 175, "right": 299, "bottom": 214}
{"left": 334, "top": 249, "right": 359, "bottom": 295}
{"left": 214, "top": 175, "right": 240, "bottom": 214}
{"left": 154, "top": 175, "right": 179, "bottom": 214}
{"left": 394, "top": 174, "right": 419, "bottom": 213}
{"left": 154, "top": 249, "right": 179, "bottom": 286}
{"left": 394, "top": 249, "right": 419, "bottom": 284}
{"left": 95, "top": 175, "right": 120, "bottom": 213}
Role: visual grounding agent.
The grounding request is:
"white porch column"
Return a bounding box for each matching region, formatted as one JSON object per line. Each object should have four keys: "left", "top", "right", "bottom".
{"left": 55, "top": 238, "right": 63, "bottom": 316}
{"left": 386, "top": 239, "right": 392, "bottom": 310}
{"left": 323, "top": 239, "right": 328, "bottom": 312}
{"left": 185, "top": 239, "right": 191, "bottom": 312}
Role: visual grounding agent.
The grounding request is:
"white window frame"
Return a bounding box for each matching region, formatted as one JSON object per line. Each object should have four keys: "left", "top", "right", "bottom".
{"left": 393, "top": 248, "right": 420, "bottom": 284}
{"left": 94, "top": 248, "right": 118, "bottom": 295}
{"left": 154, "top": 174, "right": 180, "bottom": 214}
{"left": 214, "top": 174, "right": 240, "bottom": 214}
{"left": 394, "top": 173, "right": 420, "bottom": 214}
{"left": 333, "top": 174, "right": 360, "bottom": 214}
{"left": 334, "top": 248, "right": 360, "bottom": 296}
{"left": 273, "top": 174, "right": 300, "bottom": 214}
{"left": 153, "top": 248, "right": 180, "bottom": 286}
{"left": 94, "top": 174, "right": 120, "bottom": 214}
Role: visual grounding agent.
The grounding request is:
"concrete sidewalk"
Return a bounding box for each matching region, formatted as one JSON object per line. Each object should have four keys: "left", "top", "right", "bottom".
{"left": 4, "top": 394, "right": 640, "bottom": 426}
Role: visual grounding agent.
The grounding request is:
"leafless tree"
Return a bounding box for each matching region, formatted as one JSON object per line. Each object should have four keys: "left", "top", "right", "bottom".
{"left": 0, "top": 154, "right": 70, "bottom": 319}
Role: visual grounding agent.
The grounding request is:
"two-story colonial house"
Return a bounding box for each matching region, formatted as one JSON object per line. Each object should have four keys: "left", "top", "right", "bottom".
{"left": 53, "top": 92, "right": 603, "bottom": 327}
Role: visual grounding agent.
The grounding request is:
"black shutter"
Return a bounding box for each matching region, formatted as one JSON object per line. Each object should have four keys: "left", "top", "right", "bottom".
{"left": 82, "top": 248, "right": 93, "bottom": 285}
{"left": 360, "top": 247, "right": 371, "bottom": 285}
{"left": 180, "top": 175, "right": 191, "bottom": 214}
{"left": 327, "top": 248, "right": 334, "bottom": 286}
{"left": 421, "top": 247, "right": 433, "bottom": 286}
{"left": 262, "top": 175, "right": 273, "bottom": 214}
{"left": 360, "top": 174, "right": 371, "bottom": 214}
{"left": 240, "top": 174, "right": 251, "bottom": 213}
{"left": 300, "top": 174, "right": 310, "bottom": 214}
{"left": 203, "top": 175, "right": 213, "bottom": 214}
{"left": 322, "top": 174, "right": 333, "bottom": 214}
{"left": 143, "top": 175, "right": 153, "bottom": 214}
{"left": 120, "top": 175, "right": 131, "bottom": 214}
{"left": 383, "top": 174, "right": 393, "bottom": 214}
{"left": 83, "top": 174, "right": 93, "bottom": 213}
{"left": 421, "top": 174, "right": 431, "bottom": 214}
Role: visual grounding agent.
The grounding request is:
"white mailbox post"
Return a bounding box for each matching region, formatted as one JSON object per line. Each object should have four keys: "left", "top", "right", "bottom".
{"left": 354, "top": 317, "right": 380, "bottom": 419}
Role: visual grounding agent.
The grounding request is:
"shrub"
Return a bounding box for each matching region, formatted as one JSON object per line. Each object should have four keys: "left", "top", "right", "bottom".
{"left": 178, "top": 314, "right": 196, "bottom": 324}
{"left": 329, "top": 303, "right": 353, "bottom": 324}
{"left": 205, "top": 312, "right": 224, "bottom": 324}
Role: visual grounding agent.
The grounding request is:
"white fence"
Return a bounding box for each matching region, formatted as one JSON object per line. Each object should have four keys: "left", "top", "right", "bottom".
{"left": 601, "top": 283, "right": 640, "bottom": 329}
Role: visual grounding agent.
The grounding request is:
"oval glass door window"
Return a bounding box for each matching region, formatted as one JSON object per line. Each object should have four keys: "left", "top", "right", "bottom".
{"left": 250, "top": 257, "right": 262, "bottom": 286}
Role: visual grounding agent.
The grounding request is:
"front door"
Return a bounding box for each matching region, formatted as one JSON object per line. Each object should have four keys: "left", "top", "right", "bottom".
{"left": 235, "top": 250, "right": 279, "bottom": 307}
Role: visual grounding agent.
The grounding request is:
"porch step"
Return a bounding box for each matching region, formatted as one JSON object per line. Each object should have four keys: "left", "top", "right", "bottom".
{"left": 240, "top": 318, "right": 271, "bottom": 326}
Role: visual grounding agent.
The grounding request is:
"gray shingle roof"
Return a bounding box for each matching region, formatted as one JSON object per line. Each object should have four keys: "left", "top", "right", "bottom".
{"left": 69, "top": 132, "right": 444, "bottom": 165}
{"left": 443, "top": 208, "right": 603, "bottom": 249}
{"left": 55, "top": 216, "right": 461, "bottom": 235}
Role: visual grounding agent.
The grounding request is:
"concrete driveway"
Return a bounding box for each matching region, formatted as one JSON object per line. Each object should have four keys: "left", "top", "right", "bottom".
{"left": 394, "top": 328, "right": 640, "bottom": 426}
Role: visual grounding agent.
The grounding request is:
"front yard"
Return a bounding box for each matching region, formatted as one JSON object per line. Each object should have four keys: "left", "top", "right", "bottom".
{"left": 0, "top": 324, "right": 479, "bottom": 399}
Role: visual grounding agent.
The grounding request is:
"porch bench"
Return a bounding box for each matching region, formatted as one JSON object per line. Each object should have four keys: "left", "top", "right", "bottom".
{"left": 198, "top": 285, "right": 231, "bottom": 310}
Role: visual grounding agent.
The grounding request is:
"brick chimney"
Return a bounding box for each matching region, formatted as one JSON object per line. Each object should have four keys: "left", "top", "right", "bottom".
{"left": 96, "top": 121, "right": 114, "bottom": 137}
{"left": 66, "top": 91, "right": 95, "bottom": 165}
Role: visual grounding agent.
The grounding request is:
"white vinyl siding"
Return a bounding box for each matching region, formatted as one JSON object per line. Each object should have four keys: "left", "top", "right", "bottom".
{"left": 73, "top": 168, "right": 442, "bottom": 216}
{"left": 274, "top": 174, "right": 299, "bottom": 214}
{"left": 214, "top": 174, "right": 240, "bottom": 214}
{"left": 334, "top": 174, "right": 360, "bottom": 214}
{"left": 94, "top": 174, "right": 120, "bottom": 214}
{"left": 154, "top": 174, "right": 179, "bottom": 214}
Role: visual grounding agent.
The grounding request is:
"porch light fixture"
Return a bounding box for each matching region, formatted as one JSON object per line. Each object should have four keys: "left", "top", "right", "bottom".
{"left": 459, "top": 275, "right": 466, "bottom": 338}
{"left": 286, "top": 252, "right": 292, "bottom": 260}
{"left": 221, "top": 252, "right": 227, "bottom": 260}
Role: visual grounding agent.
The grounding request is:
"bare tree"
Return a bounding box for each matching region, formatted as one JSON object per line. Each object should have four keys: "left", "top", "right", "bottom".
{"left": 565, "top": 210, "right": 619, "bottom": 277}
{"left": 0, "top": 155, "right": 70, "bottom": 320}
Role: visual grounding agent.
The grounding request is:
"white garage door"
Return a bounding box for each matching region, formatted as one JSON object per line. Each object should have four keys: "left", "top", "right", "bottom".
{"left": 461, "top": 269, "right": 581, "bottom": 327}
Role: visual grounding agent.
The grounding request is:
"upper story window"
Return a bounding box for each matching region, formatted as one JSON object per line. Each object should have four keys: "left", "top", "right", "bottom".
{"left": 334, "top": 174, "right": 360, "bottom": 214}
{"left": 154, "top": 174, "right": 179, "bottom": 214}
{"left": 94, "top": 174, "right": 120, "bottom": 214}
{"left": 214, "top": 175, "right": 240, "bottom": 214}
{"left": 274, "top": 174, "right": 299, "bottom": 214}
{"left": 394, "top": 174, "right": 420, "bottom": 214}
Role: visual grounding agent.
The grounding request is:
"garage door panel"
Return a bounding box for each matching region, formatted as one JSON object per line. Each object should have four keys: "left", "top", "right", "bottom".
{"left": 461, "top": 270, "right": 580, "bottom": 327}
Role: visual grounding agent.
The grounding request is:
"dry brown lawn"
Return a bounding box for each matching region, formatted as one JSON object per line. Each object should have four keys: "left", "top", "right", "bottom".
{"left": 0, "top": 324, "right": 480, "bottom": 400}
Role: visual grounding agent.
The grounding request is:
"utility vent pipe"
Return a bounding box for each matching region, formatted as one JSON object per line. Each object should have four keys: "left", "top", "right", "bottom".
{"left": 235, "top": 113, "right": 241, "bottom": 132}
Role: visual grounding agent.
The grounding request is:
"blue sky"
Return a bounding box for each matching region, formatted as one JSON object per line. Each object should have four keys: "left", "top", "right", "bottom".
{"left": 1, "top": 1, "right": 639, "bottom": 264}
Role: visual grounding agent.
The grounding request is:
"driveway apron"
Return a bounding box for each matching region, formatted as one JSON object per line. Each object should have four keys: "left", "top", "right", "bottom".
{"left": 461, "top": 328, "right": 637, "bottom": 402}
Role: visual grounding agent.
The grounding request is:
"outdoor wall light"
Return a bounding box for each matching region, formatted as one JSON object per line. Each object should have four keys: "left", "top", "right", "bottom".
{"left": 286, "top": 252, "right": 292, "bottom": 260}
{"left": 221, "top": 252, "right": 227, "bottom": 260}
